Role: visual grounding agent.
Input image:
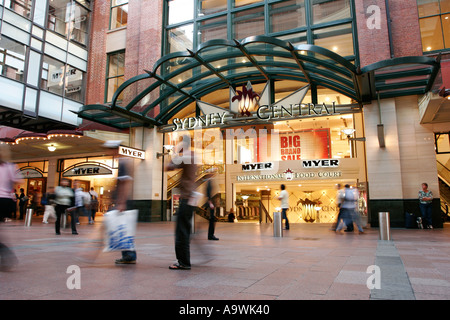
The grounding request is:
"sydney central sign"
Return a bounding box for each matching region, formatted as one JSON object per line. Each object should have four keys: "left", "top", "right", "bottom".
{"left": 171, "top": 83, "right": 349, "bottom": 131}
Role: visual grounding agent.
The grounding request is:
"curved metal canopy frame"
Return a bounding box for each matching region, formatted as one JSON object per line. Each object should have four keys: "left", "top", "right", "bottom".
{"left": 77, "top": 36, "right": 440, "bottom": 129}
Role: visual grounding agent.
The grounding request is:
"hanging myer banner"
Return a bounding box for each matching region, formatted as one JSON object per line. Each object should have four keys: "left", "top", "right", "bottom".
{"left": 118, "top": 146, "right": 145, "bottom": 160}
{"left": 167, "top": 83, "right": 358, "bottom": 132}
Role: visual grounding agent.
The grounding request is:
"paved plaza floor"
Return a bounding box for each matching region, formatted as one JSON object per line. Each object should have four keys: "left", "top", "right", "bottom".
{"left": 1, "top": 214, "right": 450, "bottom": 305}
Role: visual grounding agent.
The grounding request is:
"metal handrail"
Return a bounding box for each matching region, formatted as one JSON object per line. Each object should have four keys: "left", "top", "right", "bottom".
{"left": 259, "top": 200, "right": 273, "bottom": 223}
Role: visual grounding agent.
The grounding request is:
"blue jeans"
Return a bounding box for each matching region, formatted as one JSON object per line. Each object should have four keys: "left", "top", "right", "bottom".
{"left": 420, "top": 203, "right": 433, "bottom": 228}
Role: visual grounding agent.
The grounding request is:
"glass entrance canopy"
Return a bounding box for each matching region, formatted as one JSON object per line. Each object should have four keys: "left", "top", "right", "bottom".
{"left": 77, "top": 36, "right": 441, "bottom": 129}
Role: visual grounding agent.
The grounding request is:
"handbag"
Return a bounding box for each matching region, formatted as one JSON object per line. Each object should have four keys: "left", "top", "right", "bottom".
{"left": 103, "top": 209, "right": 138, "bottom": 252}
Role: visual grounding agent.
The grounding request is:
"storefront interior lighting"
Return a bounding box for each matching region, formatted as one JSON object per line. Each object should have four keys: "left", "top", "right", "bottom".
{"left": 1, "top": 131, "right": 83, "bottom": 145}
{"left": 341, "top": 128, "right": 355, "bottom": 137}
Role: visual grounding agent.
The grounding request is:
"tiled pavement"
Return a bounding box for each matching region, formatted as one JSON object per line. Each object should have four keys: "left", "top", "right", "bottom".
{"left": 1, "top": 215, "right": 450, "bottom": 301}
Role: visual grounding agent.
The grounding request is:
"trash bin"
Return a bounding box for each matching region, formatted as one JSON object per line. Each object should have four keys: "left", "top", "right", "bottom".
{"left": 24, "top": 208, "right": 33, "bottom": 226}
{"left": 273, "top": 211, "right": 283, "bottom": 237}
{"left": 378, "top": 212, "right": 391, "bottom": 240}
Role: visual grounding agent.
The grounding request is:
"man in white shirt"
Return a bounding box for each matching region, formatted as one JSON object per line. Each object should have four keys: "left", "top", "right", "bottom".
{"left": 278, "top": 184, "right": 290, "bottom": 230}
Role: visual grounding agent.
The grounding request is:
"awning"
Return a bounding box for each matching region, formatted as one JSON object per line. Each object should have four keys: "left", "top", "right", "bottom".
{"left": 77, "top": 36, "right": 441, "bottom": 129}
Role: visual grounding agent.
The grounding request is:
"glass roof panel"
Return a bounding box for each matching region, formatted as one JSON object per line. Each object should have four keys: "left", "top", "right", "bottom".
{"left": 78, "top": 37, "right": 440, "bottom": 127}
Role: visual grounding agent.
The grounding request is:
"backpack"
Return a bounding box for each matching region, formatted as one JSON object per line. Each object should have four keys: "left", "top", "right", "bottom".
{"left": 89, "top": 191, "right": 99, "bottom": 209}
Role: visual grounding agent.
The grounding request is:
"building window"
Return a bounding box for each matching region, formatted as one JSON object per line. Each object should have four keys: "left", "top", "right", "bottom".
{"left": 270, "top": 0, "right": 306, "bottom": 34}
{"left": 0, "top": 36, "right": 26, "bottom": 83}
{"left": 164, "top": 0, "right": 356, "bottom": 60}
{"left": 110, "top": 0, "right": 128, "bottom": 29}
{"left": 418, "top": 0, "right": 450, "bottom": 52}
{"left": 106, "top": 51, "right": 125, "bottom": 103}
{"left": 4, "top": 0, "right": 32, "bottom": 18}
{"left": 233, "top": 5, "right": 265, "bottom": 40}
{"left": 435, "top": 132, "right": 450, "bottom": 153}
{"left": 47, "top": 0, "right": 91, "bottom": 46}
{"left": 41, "top": 55, "right": 85, "bottom": 102}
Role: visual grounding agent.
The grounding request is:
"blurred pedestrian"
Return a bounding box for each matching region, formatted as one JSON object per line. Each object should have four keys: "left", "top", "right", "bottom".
{"left": 205, "top": 169, "right": 219, "bottom": 240}
{"left": 278, "top": 184, "right": 289, "bottom": 230}
{"left": 332, "top": 184, "right": 343, "bottom": 231}
{"left": 54, "top": 178, "right": 77, "bottom": 235}
{"left": 228, "top": 208, "right": 236, "bottom": 222}
{"left": 11, "top": 189, "right": 18, "bottom": 219}
{"left": 0, "top": 144, "right": 20, "bottom": 271}
{"left": 88, "top": 187, "right": 99, "bottom": 223}
{"left": 167, "top": 135, "right": 197, "bottom": 270}
{"left": 42, "top": 187, "right": 56, "bottom": 224}
{"left": 18, "top": 188, "right": 27, "bottom": 220}
{"left": 103, "top": 141, "right": 136, "bottom": 264}
{"left": 336, "top": 184, "right": 364, "bottom": 234}
{"left": 419, "top": 182, "right": 433, "bottom": 229}
{"left": 74, "top": 182, "right": 90, "bottom": 224}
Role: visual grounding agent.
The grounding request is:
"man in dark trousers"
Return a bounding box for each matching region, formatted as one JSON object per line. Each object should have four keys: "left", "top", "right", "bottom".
{"left": 166, "top": 135, "right": 198, "bottom": 270}
{"left": 205, "top": 169, "right": 219, "bottom": 241}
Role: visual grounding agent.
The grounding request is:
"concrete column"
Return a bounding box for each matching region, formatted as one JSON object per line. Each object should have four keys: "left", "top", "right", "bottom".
{"left": 130, "top": 127, "right": 166, "bottom": 221}
{"left": 363, "top": 97, "right": 440, "bottom": 227}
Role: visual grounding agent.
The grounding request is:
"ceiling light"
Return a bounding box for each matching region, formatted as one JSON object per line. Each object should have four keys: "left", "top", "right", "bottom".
{"left": 48, "top": 145, "right": 56, "bottom": 152}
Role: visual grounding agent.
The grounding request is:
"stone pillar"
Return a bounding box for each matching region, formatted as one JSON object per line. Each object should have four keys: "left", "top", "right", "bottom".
{"left": 364, "top": 97, "right": 440, "bottom": 227}
{"left": 131, "top": 127, "right": 166, "bottom": 221}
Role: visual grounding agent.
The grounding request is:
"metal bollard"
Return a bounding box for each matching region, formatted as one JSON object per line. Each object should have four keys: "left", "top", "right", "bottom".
{"left": 191, "top": 213, "right": 195, "bottom": 234}
{"left": 61, "top": 212, "right": 67, "bottom": 229}
{"left": 378, "top": 212, "right": 391, "bottom": 240}
{"left": 273, "top": 211, "right": 283, "bottom": 237}
{"left": 24, "top": 208, "right": 33, "bottom": 226}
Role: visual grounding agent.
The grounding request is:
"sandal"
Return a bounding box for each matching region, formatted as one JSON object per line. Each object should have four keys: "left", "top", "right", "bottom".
{"left": 169, "top": 263, "right": 191, "bottom": 270}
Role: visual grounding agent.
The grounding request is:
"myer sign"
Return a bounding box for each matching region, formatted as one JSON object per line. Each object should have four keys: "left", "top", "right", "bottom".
{"left": 63, "top": 164, "right": 112, "bottom": 177}
{"left": 302, "top": 159, "right": 340, "bottom": 168}
{"left": 242, "top": 162, "right": 274, "bottom": 171}
{"left": 119, "top": 146, "right": 145, "bottom": 160}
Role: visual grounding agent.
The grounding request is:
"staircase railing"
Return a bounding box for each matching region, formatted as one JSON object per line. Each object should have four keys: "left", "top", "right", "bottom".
{"left": 437, "top": 161, "right": 450, "bottom": 185}
{"left": 259, "top": 200, "right": 272, "bottom": 223}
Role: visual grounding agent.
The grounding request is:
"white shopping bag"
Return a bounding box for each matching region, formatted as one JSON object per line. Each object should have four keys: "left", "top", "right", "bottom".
{"left": 188, "top": 191, "right": 203, "bottom": 207}
{"left": 103, "top": 209, "right": 138, "bottom": 252}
